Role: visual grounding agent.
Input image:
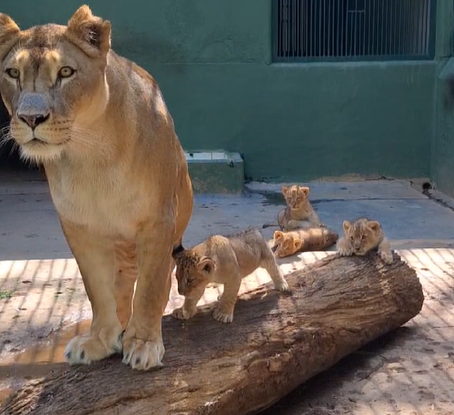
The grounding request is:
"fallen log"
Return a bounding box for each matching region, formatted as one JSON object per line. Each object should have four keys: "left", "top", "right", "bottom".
{"left": 2, "top": 252, "right": 423, "bottom": 415}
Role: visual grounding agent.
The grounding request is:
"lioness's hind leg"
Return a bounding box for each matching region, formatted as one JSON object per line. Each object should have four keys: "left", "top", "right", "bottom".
{"left": 61, "top": 221, "right": 123, "bottom": 366}
{"left": 261, "top": 245, "right": 290, "bottom": 292}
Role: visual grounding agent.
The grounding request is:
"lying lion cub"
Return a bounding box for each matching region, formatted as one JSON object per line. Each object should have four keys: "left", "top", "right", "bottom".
{"left": 272, "top": 226, "right": 338, "bottom": 258}
{"left": 278, "top": 185, "right": 325, "bottom": 231}
{"left": 172, "top": 228, "right": 291, "bottom": 323}
{"left": 337, "top": 218, "right": 393, "bottom": 264}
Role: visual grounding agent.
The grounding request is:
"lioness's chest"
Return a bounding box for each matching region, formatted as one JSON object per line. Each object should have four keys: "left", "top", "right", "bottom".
{"left": 47, "top": 169, "right": 142, "bottom": 237}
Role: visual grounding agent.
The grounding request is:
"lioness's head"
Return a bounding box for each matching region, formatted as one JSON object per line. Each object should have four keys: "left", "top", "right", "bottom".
{"left": 0, "top": 5, "right": 111, "bottom": 163}
{"left": 343, "top": 219, "right": 382, "bottom": 255}
{"left": 172, "top": 249, "right": 216, "bottom": 298}
{"left": 282, "top": 185, "right": 310, "bottom": 210}
{"left": 272, "top": 230, "right": 303, "bottom": 258}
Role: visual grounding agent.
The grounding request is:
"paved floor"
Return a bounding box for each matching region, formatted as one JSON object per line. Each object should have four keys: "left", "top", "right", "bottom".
{"left": 0, "top": 172, "right": 454, "bottom": 414}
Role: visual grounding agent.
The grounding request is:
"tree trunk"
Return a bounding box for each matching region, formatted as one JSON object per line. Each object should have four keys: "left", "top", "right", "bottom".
{"left": 2, "top": 252, "right": 424, "bottom": 415}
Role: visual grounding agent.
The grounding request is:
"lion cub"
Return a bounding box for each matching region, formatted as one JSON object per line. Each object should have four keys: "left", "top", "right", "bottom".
{"left": 172, "top": 228, "right": 290, "bottom": 323}
{"left": 337, "top": 218, "right": 393, "bottom": 264}
{"left": 272, "top": 227, "right": 339, "bottom": 258}
{"left": 278, "top": 185, "right": 324, "bottom": 231}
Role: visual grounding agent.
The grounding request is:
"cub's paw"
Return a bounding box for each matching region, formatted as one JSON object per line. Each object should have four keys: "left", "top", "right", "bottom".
{"left": 337, "top": 247, "right": 353, "bottom": 257}
{"left": 172, "top": 307, "right": 195, "bottom": 320}
{"left": 317, "top": 222, "right": 327, "bottom": 228}
{"left": 379, "top": 250, "right": 394, "bottom": 264}
{"left": 65, "top": 327, "right": 123, "bottom": 366}
{"left": 212, "top": 308, "right": 234, "bottom": 324}
{"left": 122, "top": 336, "right": 165, "bottom": 370}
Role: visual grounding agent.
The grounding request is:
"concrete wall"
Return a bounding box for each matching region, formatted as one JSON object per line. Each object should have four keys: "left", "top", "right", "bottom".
{"left": 431, "top": 2, "right": 454, "bottom": 196}
{"left": 0, "top": 0, "right": 442, "bottom": 182}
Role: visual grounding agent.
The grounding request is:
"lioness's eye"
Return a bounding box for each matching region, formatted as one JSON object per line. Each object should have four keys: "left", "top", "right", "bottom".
{"left": 5, "top": 68, "right": 20, "bottom": 79}
{"left": 58, "top": 66, "right": 75, "bottom": 78}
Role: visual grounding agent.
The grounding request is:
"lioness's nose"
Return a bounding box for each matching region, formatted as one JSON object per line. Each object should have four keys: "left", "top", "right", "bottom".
{"left": 18, "top": 113, "right": 50, "bottom": 129}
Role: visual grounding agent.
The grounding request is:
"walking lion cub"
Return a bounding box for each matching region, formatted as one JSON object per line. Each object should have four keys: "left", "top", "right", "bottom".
{"left": 172, "top": 228, "right": 291, "bottom": 323}
{"left": 337, "top": 218, "right": 393, "bottom": 264}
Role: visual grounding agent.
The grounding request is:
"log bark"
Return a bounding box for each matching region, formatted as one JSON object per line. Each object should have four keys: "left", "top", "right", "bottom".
{"left": 1, "top": 252, "right": 424, "bottom": 415}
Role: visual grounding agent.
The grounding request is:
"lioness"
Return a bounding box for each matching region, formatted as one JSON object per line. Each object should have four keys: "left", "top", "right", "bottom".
{"left": 0, "top": 6, "right": 193, "bottom": 370}
{"left": 172, "top": 228, "right": 291, "bottom": 323}
{"left": 337, "top": 218, "right": 393, "bottom": 264}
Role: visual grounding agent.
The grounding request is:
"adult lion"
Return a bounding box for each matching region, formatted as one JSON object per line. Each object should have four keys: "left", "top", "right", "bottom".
{"left": 0, "top": 5, "right": 194, "bottom": 370}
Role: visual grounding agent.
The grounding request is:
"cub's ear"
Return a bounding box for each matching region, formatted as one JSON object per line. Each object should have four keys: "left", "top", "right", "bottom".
{"left": 281, "top": 185, "right": 288, "bottom": 194}
{"left": 293, "top": 237, "right": 303, "bottom": 251}
{"left": 0, "top": 13, "right": 20, "bottom": 60}
{"left": 273, "top": 231, "right": 284, "bottom": 242}
{"left": 367, "top": 220, "right": 381, "bottom": 233}
{"left": 197, "top": 257, "right": 216, "bottom": 274}
{"left": 342, "top": 220, "right": 352, "bottom": 233}
{"left": 66, "top": 5, "right": 111, "bottom": 57}
{"left": 299, "top": 186, "right": 310, "bottom": 196}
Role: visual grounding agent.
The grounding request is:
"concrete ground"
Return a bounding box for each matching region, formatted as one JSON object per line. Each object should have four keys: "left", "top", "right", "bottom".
{"left": 0, "top": 171, "right": 454, "bottom": 414}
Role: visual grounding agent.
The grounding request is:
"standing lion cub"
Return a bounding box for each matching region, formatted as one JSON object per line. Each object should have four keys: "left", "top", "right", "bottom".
{"left": 172, "top": 228, "right": 291, "bottom": 324}
{"left": 337, "top": 218, "right": 393, "bottom": 264}
{"left": 0, "top": 6, "right": 193, "bottom": 370}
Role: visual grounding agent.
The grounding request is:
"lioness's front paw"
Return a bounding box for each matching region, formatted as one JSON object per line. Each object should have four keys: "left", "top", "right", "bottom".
{"left": 380, "top": 250, "right": 394, "bottom": 264}
{"left": 65, "top": 327, "right": 123, "bottom": 366}
{"left": 172, "top": 307, "right": 195, "bottom": 320}
{"left": 275, "top": 279, "right": 291, "bottom": 293}
{"left": 212, "top": 308, "right": 234, "bottom": 324}
{"left": 122, "top": 336, "right": 164, "bottom": 370}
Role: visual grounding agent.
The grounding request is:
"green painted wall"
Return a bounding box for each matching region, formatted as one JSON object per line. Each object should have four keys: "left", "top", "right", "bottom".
{"left": 431, "top": 2, "right": 454, "bottom": 197}
{"left": 0, "top": 0, "right": 442, "bottom": 182}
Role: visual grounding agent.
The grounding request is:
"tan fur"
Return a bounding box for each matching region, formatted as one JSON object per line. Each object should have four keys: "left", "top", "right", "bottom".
{"left": 272, "top": 227, "right": 338, "bottom": 258}
{"left": 337, "top": 218, "right": 393, "bottom": 264}
{"left": 277, "top": 185, "right": 324, "bottom": 231}
{"left": 172, "top": 228, "right": 290, "bottom": 323}
{"left": 0, "top": 6, "right": 194, "bottom": 370}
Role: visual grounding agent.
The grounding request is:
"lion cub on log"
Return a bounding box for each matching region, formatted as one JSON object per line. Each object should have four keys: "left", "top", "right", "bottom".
{"left": 172, "top": 228, "right": 291, "bottom": 323}
{"left": 278, "top": 185, "right": 324, "bottom": 231}
{"left": 272, "top": 227, "right": 339, "bottom": 258}
{"left": 337, "top": 218, "right": 393, "bottom": 264}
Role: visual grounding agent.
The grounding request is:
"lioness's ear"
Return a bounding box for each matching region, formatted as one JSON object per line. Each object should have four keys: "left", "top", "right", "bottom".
{"left": 300, "top": 186, "right": 310, "bottom": 196}
{"left": 273, "top": 231, "right": 284, "bottom": 242}
{"left": 197, "top": 257, "right": 216, "bottom": 274}
{"left": 281, "top": 185, "right": 288, "bottom": 194}
{"left": 367, "top": 220, "right": 381, "bottom": 233}
{"left": 343, "top": 220, "right": 352, "bottom": 233}
{"left": 0, "top": 13, "right": 20, "bottom": 60}
{"left": 66, "top": 5, "right": 111, "bottom": 57}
